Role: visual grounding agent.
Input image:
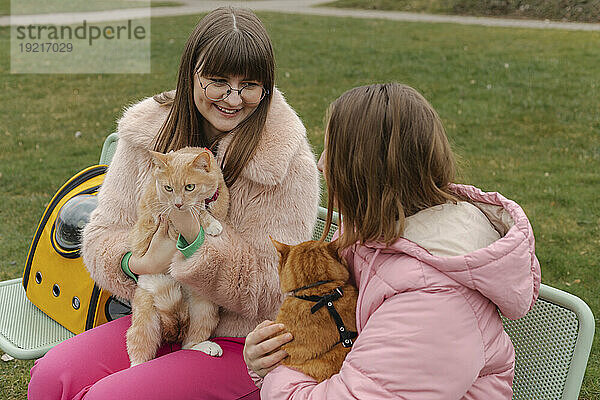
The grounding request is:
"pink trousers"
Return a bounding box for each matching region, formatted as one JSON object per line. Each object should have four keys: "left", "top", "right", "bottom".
{"left": 28, "top": 315, "right": 260, "bottom": 400}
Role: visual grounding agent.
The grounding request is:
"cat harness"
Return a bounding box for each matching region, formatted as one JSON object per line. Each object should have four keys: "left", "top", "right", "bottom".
{"left": 292, "top": 280, "right": 358, "bottom": 348}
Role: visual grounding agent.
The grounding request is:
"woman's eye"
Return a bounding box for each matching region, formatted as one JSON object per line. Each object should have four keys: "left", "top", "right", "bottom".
{"left": 164, "top": 185, "right": 173, "bottom": 192}
{"left": 185, "top": 184, "right": 195, "bottom": 191}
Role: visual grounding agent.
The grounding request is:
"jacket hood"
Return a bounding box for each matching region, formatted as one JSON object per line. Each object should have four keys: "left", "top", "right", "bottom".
{"left": 116, "top": 88, "right": 306, "bottom": 186}
{"left": 362, "top": 184, "right": 540, "bottom": 320}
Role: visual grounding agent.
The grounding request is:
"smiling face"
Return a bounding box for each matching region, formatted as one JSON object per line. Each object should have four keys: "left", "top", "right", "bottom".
{"left": 154, "top": 8, "right": 275, "bottom": 188}
{"left": 193, "top": 74, "right": 262, "bottom": 141}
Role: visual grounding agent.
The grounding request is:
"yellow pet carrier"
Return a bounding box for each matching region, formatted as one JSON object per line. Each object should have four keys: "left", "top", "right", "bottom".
{"left": 22, "top": 164, "right": 129, "bottom": 335}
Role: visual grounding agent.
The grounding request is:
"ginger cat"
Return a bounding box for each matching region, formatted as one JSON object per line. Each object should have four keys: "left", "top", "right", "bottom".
{"left": 126, "top": 147, "right": 229, "bottom": 367}
{"left": 271, "top": 239, "right": 358, "bottom": 382}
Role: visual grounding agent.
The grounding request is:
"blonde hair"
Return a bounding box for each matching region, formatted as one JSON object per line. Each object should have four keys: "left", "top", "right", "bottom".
{"left": 322, "top": 83, "right": 460, "bottom": 249}
{"left": 153, "top": 7, "right": 274, "bottom": 187}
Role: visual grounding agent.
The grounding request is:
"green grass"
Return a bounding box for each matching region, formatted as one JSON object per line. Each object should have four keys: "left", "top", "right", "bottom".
{"left": 323, "top": 0, "right": 600, "bottom": 23}
{"left": 323, "top": 0, "right": 454, "bottom": 14}
{"left": 1, "top": 11, "right": 599, "bottom": 400}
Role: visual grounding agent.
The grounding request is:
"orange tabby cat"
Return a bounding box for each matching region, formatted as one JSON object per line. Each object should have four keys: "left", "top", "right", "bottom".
{"left": 271, "top": 239, "right": 358, "bottom": 382}
{"left": 126, "top": 147, "right": 229, "bottom": 367}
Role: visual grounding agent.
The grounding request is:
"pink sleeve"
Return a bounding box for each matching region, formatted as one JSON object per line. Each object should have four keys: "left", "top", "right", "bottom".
{"left": 247, "top": 367, "right": 264, "bottom": 389}
{"left": 260, "top": 288, "right": 487, "bottom": 399}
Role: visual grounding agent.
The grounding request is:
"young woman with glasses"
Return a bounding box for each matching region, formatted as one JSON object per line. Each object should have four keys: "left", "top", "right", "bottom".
{"left": 28, "top": 7, "right": 320, "bottom": 400}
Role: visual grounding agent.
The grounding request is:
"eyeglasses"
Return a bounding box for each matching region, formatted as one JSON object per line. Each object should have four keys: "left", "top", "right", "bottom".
{"left": 197, "top": 76, "right": 268, "bottom": 105}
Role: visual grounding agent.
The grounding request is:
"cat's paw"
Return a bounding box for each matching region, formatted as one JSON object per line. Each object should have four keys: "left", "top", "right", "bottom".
{"left": 204, "top": 220, "right": 223, "bottom": 236}
{"left": 186, "top": 340, "right": 223, "bottom": 357}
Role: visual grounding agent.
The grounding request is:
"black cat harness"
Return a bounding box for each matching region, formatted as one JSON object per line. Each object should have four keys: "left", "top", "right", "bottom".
{"left": 291, "top": 280, "right": 358, "bottom": 348}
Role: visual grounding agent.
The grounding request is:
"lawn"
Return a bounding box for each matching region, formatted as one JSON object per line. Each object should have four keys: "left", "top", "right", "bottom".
{"left": 1, "top": 10, "right": 599, "bottom": 399}
{"left": 323, "top": 0, "right": 600, "bottom": 23}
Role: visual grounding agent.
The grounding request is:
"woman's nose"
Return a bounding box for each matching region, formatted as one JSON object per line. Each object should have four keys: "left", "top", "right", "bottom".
{"left": 317, "top": 151, "right": 325, "bottom": 173}
{"left": 224, "top": 90, "right": 243, "bottom": 107}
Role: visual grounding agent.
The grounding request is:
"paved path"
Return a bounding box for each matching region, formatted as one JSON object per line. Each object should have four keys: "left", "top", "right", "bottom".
{"left": 1, "top": 0, "right": 599, "bottom": 31}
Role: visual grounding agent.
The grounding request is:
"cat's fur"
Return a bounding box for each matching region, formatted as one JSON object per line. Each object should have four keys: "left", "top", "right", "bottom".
{"left": 126, "top": 147, "right": 229, "bottom": 367}
{"left": 272, "top": 239, "right": 358, "bottom": 382}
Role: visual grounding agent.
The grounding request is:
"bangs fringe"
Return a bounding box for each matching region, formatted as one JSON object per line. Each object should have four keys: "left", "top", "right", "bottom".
{"left": 199, "top": 31, "right": 270, "bottom": 85}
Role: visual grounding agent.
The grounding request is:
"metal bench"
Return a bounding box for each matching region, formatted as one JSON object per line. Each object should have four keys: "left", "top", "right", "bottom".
{"left": 0, "top": 133, "right": 594, "bottom": 399}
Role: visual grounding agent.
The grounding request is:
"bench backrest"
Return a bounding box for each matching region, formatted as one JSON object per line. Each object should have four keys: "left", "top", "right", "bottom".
{"left": 501, "top": 285, "right": 594, "bottom": 400}
{"left": 100, "top": 133, "right": 593, "bottom": 400}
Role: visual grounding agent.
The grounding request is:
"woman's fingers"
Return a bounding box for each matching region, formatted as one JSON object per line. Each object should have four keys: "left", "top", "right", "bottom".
{"left": 249, "top": 322, "right": 286, "bottom": 344}
{"left": 244, "top": 320, "right": 294, "bottom": 377}
{"left": 158, "top": 215, "right": 171, "bottom": 238}
{"left": 254, "top": 348, "right": 289, "bottom": 370}
{"left": 254, "top": 319, "right": 275, "bottom": 331}
{"left": 255, "top": 332, "right": 293, "bottom": 357}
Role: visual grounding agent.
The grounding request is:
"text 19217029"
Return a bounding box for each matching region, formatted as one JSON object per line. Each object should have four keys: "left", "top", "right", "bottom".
{"left": 19, "top": 42, "right": 73, "bottom": 53}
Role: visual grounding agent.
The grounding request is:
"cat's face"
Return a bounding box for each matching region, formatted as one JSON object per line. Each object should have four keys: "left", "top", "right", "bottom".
{"left": 149, "top": 148, "right": 219, "bottom": 212}
{"left": 271, "top": 239, "right": 350, "bottom": 293}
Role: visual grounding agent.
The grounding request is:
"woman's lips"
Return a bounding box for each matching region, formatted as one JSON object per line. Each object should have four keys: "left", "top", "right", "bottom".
{"left": 214, "top": 104, "right": 241, "bottom": 116}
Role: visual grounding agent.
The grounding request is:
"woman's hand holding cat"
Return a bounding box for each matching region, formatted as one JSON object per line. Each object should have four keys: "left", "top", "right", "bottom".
{"left": 243, "top": 320, "right": 293, "bottom": 378}
{"left": 129, "top": 216, "right": 177, "bottom": 275}
{"left": 169, "top": 209, "right": 201, "bottom": 244}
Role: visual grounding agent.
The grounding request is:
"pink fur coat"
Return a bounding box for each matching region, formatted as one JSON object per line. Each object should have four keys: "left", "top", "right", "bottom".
{"left": 81, "top": 89, "right": 320, "bottom": 337}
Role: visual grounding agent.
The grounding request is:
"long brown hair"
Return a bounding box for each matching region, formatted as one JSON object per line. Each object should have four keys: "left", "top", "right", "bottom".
{"left": 153, "top": 7, "right": 275, "bottom": 187}
{"left": 322, "top": 83, "right": 460, "bottom": 249}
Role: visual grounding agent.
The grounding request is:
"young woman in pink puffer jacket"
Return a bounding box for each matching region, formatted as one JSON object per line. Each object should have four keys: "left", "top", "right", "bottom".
{"left": 244, "top": 83, "right": 541, "bottom": 399}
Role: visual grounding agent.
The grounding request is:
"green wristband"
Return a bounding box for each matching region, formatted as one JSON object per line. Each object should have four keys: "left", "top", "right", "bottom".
{"left": 121, "top": 251, "right": 138, "bottom": 282}
{"left": 176, "top": 226, "right": 205, "bottom": 259}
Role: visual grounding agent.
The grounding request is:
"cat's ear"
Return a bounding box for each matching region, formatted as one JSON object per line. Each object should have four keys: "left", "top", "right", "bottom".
{"left": 326, "top": 240, "right": 340, "bottom": 260}
{"left": 149, "top": 151, "right": 168, "bottom": 171}
{"left": 270, "top": 236, "right": 290, "bottom": 257}
{"left": 193, "top": 151, "right": 211, "bottom": 172}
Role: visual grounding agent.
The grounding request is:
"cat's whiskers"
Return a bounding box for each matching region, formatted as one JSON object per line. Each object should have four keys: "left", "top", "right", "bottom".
{"left": 189, "top": 205, "right": 203, "bottom": 233}
{"left": 157, "top": 205, "right": 171, "bottom": 219}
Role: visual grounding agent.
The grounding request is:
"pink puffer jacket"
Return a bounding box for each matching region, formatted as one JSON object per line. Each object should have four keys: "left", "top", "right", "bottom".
{"left": 260, "top": 184, "right": 541, "bottom": 399}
